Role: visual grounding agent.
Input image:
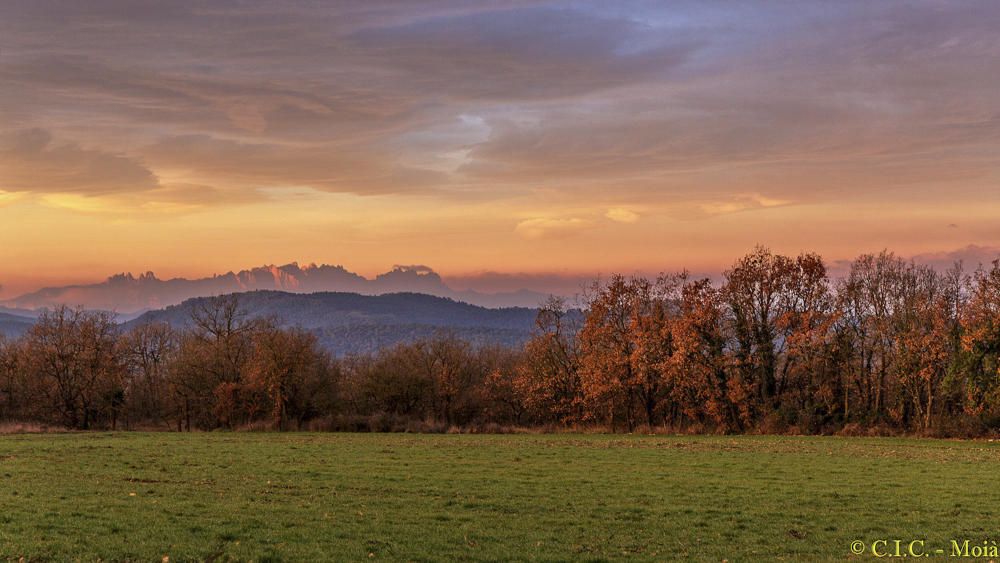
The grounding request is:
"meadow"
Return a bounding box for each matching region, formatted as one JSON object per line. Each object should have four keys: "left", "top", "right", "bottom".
{"left": 1, "top": 433, "right": 999, "bottom": 561}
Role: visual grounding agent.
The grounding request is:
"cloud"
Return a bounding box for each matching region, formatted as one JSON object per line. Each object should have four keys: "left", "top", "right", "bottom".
{"left": 824, "top": 245, "right": 1000, "bottom": 281}
{"left": 910, "top": 245, "right": 1000, "bottom": 271}
{"left": 0, "top": 0, "right": 998, "bottom": 243}
{"left": 699, "top": 194, "right": 792, "bottom": 216}
{"left": 0, "top": 128, "right": 158, "bottom": 195}
{"left": 0, "top": 191, "right": 25, "bottom": 207}
{"left": 36, "top": 183, "right": 263, "bottom": 215}
{"left": 605, "top": 207, "right": 639, "bottom": 223}
{"left": 0, "top": 129, "right": 269, "bottom": 213}
{"left": 350, "top": 6, "right": 698, "bottom": 102}
{"left": 514, "top": 217, "right": 588, "bottom": 240}
{"left": 142, "top": 134, "right": 448, "bottom": 195}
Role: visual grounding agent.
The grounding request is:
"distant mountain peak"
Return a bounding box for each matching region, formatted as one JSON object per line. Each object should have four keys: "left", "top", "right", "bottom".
{"left": 389, "top": 264, "right": 436, "bottom": 275}
{"left": 107, "top": 271, "right": 160, "bottom": 284}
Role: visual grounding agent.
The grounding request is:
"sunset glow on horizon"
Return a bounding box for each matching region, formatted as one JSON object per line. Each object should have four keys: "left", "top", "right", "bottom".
{"left": 2, "top": 1, "right": 1000, "bottom": 297}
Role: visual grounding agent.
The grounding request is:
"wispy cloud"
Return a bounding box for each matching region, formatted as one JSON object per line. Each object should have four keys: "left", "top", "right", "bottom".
{"left": 514, "top": 217, "right": 589, "bottom": 240}
{"left": 699, "top": 194, "right": 792, "bottom": 216}
{"left": 605, "top": 207, "right": 640, "bottom": 223}
{"left": 0, "top": 128, "right": 157, "bottom": 195}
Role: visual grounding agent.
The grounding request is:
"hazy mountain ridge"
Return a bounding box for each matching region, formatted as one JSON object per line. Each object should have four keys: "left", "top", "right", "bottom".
{"left": 127, "top": 291, "right": 544, "bottom": 355}
{"left": 0, "top": 312, "right": 34, "bottom": 339}
{"left": 1, "top": 263, "right": 554, "bottom": 313}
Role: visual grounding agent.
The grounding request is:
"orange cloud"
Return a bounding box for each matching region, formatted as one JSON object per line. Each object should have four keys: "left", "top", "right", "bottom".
{"left": 514, "top": 217, "right": 589, "bottom": 240}
{"left": 605, "top": 207, "right": 640, "bottom": 223}
{"left": 699, "top": 194, "right": 792, "bottom": 216}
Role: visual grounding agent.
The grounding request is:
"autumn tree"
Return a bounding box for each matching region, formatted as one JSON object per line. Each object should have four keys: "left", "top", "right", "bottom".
{"left": 666, "top": 275, "right": 738, "bottom": 430}
{"left": 513, "top": 296, "right": 582, "bottom": 425}
{"left": 772, "top": 255, "right": 840, "bottom": 430}
{"left": 836, "top": 251, "right": 907, "bottom": 422}
{"left": 186, "top": 295, "right": 262, "bottom": 428}
{"left": 121, "top": 322, "right": 178, "bottom": 428}
{"left": 579, "top": 276, "right": 672, "bottom": 430}
{"left": 723, "top": 247, "right": 833, "bottom": 425}
{"left": 889, "top": 263, "right": 966, "bottom": 429}
{"left": 0, "top": 334, "right": 21, "bottom": 420}
{"left": 422, "top": 335, "right": 480, "bottom": 425}
{"left": 479, "top": 345, "right": 525, "bottom": 424}
{"left": 342, "top": 345, "right": 434, "bottom": 421}
{"left": 960, "top": 260, "right": 1000, "bottom": 418}
{"left": 249, "top": 325, "right": 333, "bottom": 430}
{"left": 20, "top": 307, "right": 125, "bottom": 429}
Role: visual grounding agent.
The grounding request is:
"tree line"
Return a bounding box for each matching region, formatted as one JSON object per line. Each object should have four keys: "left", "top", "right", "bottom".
{"left": 2, "top": 246, "right": 1000, "bottom": 435}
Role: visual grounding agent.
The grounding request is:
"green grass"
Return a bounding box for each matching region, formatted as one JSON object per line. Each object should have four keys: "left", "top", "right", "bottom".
{"left": 1, "top": 433, "right": 999, "bottom": 561}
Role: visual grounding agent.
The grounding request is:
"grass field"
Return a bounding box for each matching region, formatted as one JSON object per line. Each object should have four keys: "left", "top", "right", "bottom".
{"left": 1, "top": 433, "right": 999, "bottom": 561}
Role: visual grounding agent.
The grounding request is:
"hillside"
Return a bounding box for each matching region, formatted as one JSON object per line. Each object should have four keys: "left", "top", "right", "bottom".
{"left": 128, "top": 291, "right": 542, "bottom": 355}
{"left": 0, "top": 312, "right": 34, "bottom": 339}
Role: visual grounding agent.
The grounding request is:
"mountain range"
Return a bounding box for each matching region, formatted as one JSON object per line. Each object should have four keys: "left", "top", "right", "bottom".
{"left": 0, "top": 263, "right": 554, "bottom": 315}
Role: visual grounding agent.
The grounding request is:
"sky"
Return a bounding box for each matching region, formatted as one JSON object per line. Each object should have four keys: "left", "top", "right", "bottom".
{"left": 1, "top": 0, "right": 999, "bottom": 297}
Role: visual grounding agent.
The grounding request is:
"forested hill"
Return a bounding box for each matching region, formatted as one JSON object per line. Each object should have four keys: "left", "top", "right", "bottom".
{"left": 0, "top": 312, "right": 34, "bottom": 339}
{"left": 127, "top": 291, "right": 543, "bottom": 355}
